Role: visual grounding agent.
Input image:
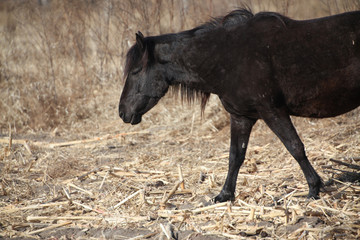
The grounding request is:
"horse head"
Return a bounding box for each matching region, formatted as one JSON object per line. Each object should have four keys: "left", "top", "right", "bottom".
{"left": 119, "top": 32, "right": 170, "bottom": 124}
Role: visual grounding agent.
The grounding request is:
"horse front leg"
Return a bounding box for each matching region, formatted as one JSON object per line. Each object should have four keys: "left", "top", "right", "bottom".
{"left": 214, "top": 115, "right": 257, "bottom": 202}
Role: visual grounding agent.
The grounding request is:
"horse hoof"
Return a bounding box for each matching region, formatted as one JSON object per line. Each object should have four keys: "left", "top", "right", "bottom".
{"left": 307, "top": 188, "right": 320, "bottom": 199}
{"left": 307, "top": 193, "right": 320, "bottom": 200}
{"left": 214, "top": 190, "right": 235, "bottom": 203}
{"left": 307, "top": 181, "right": 322, "bottom": 199}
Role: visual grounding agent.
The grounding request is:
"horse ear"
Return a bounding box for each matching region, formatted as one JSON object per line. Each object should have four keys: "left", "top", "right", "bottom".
{"left": 136, "top": 31, "right": 145, "bottom": 50}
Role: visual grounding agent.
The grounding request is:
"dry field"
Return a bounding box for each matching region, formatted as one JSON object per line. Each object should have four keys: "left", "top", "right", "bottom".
{"left": 0, "top": 0, "right": 360, "bottom": 239}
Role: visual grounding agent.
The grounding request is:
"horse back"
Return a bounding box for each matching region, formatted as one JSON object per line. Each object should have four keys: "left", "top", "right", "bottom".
{"left": 249, "top": 11, "right": 360, "bottom": 118}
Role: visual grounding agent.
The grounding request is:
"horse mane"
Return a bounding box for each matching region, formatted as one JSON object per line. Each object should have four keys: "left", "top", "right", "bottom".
{"left": 208, "top": 8, "right": 254, "bottom": 28}
{"left": 124, "top": 44, "right": 149, "bottom": 79}
{"left": 123, "top": 9, "right": 255, "bottom": 113}
{"left": 170, "top": 84, "right": 210, "bottom": 115}
{"left": 170, "top": 9, "right": 254, "bottom": 113}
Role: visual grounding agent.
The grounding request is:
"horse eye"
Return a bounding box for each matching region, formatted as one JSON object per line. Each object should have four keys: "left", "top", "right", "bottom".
{"left": 132, "top": 67, "right": 142, "bottom": 75}
{"left": 158, "top": 59, "right": 169, "bottom": 64}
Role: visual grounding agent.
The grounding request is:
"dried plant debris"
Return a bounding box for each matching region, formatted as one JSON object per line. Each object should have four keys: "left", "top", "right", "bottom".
{"left": 1, "top": 105, "right": 359, "bottom": 239}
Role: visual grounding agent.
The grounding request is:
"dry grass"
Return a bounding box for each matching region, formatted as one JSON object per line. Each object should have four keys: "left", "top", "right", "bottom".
{"left": 0, "top": 0, "right": 360, "bottom": 239}
{"left": 0, "top": 0, "right": 217, "bottom": 132}
{"left": 0, "top": 103, "right": 359, "bottom": 239}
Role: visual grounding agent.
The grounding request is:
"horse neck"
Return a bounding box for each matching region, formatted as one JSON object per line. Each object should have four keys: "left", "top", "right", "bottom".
{"left": 162, "top": 33, "right": 221, "bottom": 95}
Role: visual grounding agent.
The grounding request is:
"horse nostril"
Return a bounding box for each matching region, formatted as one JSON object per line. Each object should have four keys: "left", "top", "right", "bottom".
{"left": 119, "top": 111, "right": 124, "bottom": 119}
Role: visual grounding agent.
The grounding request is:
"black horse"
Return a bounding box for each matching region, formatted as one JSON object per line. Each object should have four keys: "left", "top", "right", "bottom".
{"left": 118, "top": 9, "right": 360, "bottom": 202}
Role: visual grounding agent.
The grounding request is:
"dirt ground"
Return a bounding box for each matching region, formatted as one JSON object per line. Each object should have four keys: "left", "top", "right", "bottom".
{"left": 1, "top": 93, "right": 360, "bottom": 239}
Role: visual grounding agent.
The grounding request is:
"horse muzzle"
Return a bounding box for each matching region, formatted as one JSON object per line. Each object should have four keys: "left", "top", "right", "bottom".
{"left": 119, "top": 96, "right": 159, "bottom": 125}
{"left": 119, "top": 110, "right": 142, "bottom": 125}
{"left": 129, "top": 114, "right": 142, "bottom": 125}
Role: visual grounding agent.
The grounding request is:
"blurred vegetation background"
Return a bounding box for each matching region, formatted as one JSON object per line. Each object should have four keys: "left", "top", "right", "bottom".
{"left": 0, "top": 0, "right": 359, "bottom": 133}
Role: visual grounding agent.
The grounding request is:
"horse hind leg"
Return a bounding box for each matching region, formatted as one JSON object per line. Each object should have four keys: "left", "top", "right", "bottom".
{"left": 260, "top": 108, "right": 322, "bottom": 199}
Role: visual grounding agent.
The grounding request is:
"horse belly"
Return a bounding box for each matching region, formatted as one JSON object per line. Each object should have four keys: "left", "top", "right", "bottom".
{"left": 288, "top": 91, "right": 360, "bottom": 118}
{"left": 285, "top": 71, "right": 360, "bottom": 118}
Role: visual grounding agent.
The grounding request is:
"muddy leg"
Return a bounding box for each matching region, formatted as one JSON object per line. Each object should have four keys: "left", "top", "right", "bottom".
{"left": 214, "top": 115, "right": 257, "bottom": 202}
